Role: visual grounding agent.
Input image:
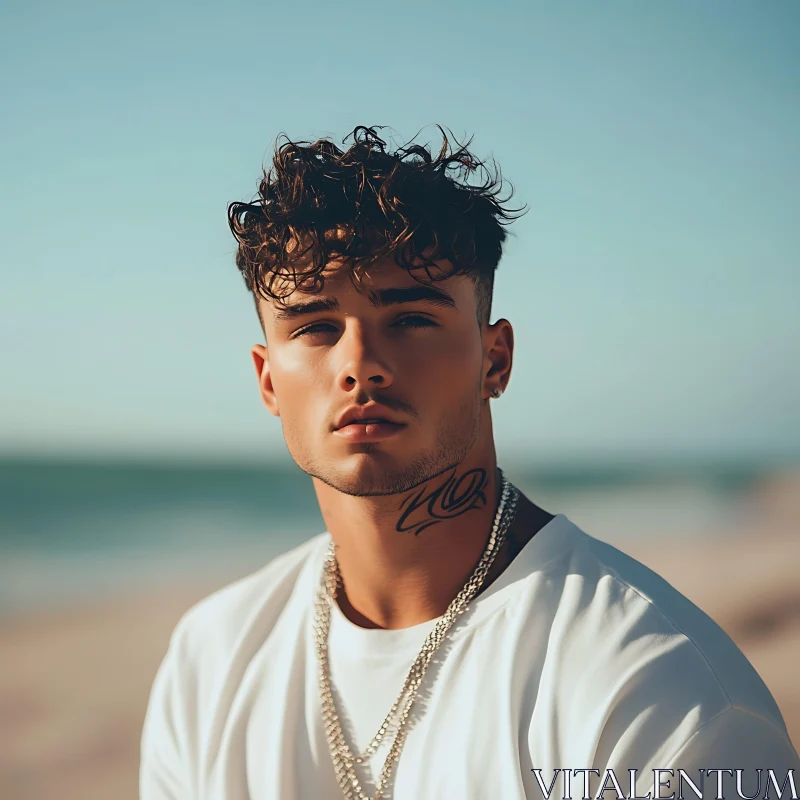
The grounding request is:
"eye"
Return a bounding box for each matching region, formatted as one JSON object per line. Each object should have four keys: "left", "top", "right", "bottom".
{"left": 394, "top": 315, "right": 437, "bottom": 329}
{"left": 293, "top": 322, "right": 337, "bottom": 338}
{"left": 293, "top": 315, "right": 436, "bottom": 339}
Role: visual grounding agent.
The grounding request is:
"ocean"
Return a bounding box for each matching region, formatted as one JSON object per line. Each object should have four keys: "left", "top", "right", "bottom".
{"left": 0, "top": 456, "right": 774, "bottom": 616}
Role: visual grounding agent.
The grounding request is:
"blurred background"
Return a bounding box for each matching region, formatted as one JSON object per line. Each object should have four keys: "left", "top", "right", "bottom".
{"left": 1, "top": 0, "right": 798, "bottom": 797}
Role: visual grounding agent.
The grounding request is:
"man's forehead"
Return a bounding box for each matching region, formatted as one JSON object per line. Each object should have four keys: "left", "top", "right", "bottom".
{"left": 261, "top": 257, "right": 464, "bottom": 316}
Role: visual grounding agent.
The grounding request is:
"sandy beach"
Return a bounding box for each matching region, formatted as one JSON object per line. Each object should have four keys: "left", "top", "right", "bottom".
{"left": 2, "top": 483, "right": 798, "bottom": 800}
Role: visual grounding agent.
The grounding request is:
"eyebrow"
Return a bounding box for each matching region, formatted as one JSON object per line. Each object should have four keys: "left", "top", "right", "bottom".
{"left": 272, "top": 285, "right": 457, "bottom": 321}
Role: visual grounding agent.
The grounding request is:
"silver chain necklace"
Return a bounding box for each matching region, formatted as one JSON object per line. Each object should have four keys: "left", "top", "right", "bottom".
{"left": 313, "top": 468, "right": 520, "bottom": 799}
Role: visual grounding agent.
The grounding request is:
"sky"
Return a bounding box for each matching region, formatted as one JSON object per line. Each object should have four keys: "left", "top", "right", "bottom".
{"left": 1, "top": 0, "right": 798, "bottom": 464}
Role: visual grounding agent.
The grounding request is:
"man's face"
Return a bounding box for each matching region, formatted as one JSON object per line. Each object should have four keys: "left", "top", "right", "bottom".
{"left": 252, "top": 258, "right": 497, "bottom": 497}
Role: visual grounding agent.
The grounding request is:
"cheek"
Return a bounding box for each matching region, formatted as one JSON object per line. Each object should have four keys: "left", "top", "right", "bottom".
{"left": 398, "top": 330, "right": 482, "bottom": 385}
{"left": 273, "top": 343, "right": 328, "bottom": 380}
{"left": 271, "top": 350, "right": 328, "bottom": 415}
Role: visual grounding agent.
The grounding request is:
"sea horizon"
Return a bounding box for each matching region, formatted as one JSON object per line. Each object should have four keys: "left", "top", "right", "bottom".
{"left": 1, "top": 452, "right": 796, "bottom": 617}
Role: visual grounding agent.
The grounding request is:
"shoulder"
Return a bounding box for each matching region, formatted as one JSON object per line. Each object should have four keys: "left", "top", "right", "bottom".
{"left": 168, "top": 532, "right": 329, "bottom": 662}
{"left": 529, "top": 516, "right": 792, "bottom": 759}
{"left": 141, "top": 532, "right": 330, "bottom": 793}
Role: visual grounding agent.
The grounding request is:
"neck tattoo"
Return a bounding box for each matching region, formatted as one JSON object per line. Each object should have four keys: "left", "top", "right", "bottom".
{"left": 395, "top": 466, "right": 489, "bottom": 536}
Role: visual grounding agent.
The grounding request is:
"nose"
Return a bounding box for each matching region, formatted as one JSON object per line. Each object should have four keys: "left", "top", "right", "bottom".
{"left": 335, "top": 321, "right": 394, "bottom": 394}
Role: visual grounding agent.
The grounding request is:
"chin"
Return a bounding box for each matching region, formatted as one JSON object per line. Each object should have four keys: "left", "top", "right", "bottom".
{"left": 315, "top": 448, "right": 462, "bottom": 498}
{"left": 334, "top": 452, "right": 418, "bottom": 497}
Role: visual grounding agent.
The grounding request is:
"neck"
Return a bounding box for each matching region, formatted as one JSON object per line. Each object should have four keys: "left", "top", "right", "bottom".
{"left": 314, "top": 446, "right": 536, "bottom": 630}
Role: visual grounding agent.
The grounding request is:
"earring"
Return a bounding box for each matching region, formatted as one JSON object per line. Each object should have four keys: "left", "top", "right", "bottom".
{"left": 491, "top": 387, "right": 502, "bottom": 398}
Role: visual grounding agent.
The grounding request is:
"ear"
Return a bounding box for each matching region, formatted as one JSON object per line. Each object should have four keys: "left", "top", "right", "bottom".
{"left": 251, "top": 344, "right": 280, "bottom": 417}
{"left": 481, "top": 318, "right": 514, "bottom": 399}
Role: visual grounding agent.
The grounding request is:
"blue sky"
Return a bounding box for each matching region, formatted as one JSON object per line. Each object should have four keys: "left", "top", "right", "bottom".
{"left": 1, "top": 0, "right": 798, "bottom": 463}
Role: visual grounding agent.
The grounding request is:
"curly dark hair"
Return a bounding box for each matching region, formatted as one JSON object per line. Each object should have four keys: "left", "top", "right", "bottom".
{"left": 227, "top": 125, "right": 524, "bottom": 327}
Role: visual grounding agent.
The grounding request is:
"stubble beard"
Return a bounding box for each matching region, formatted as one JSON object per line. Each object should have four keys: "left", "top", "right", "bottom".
{"left": 288, "top": 380, "right": 484, "bottom": 498}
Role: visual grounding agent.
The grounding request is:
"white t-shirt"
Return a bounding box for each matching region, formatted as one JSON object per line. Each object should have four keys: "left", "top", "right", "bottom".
{"left": 140, "top": 514, "right": 799, "bottom": 799}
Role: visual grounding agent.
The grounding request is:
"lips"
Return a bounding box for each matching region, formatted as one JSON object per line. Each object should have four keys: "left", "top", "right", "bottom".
{"left": 333, "top": 419, "right": 406, "bottom": 443}
{"left": 334, "top": 404, "right": 404, "bottom": 431}
{"left": 333, "top": 403, "right": 407, "bottom": 443}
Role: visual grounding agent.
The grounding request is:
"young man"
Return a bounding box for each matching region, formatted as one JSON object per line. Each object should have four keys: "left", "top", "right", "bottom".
{"left": 140, "top": 127, "right": 799, "bottom": 800}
